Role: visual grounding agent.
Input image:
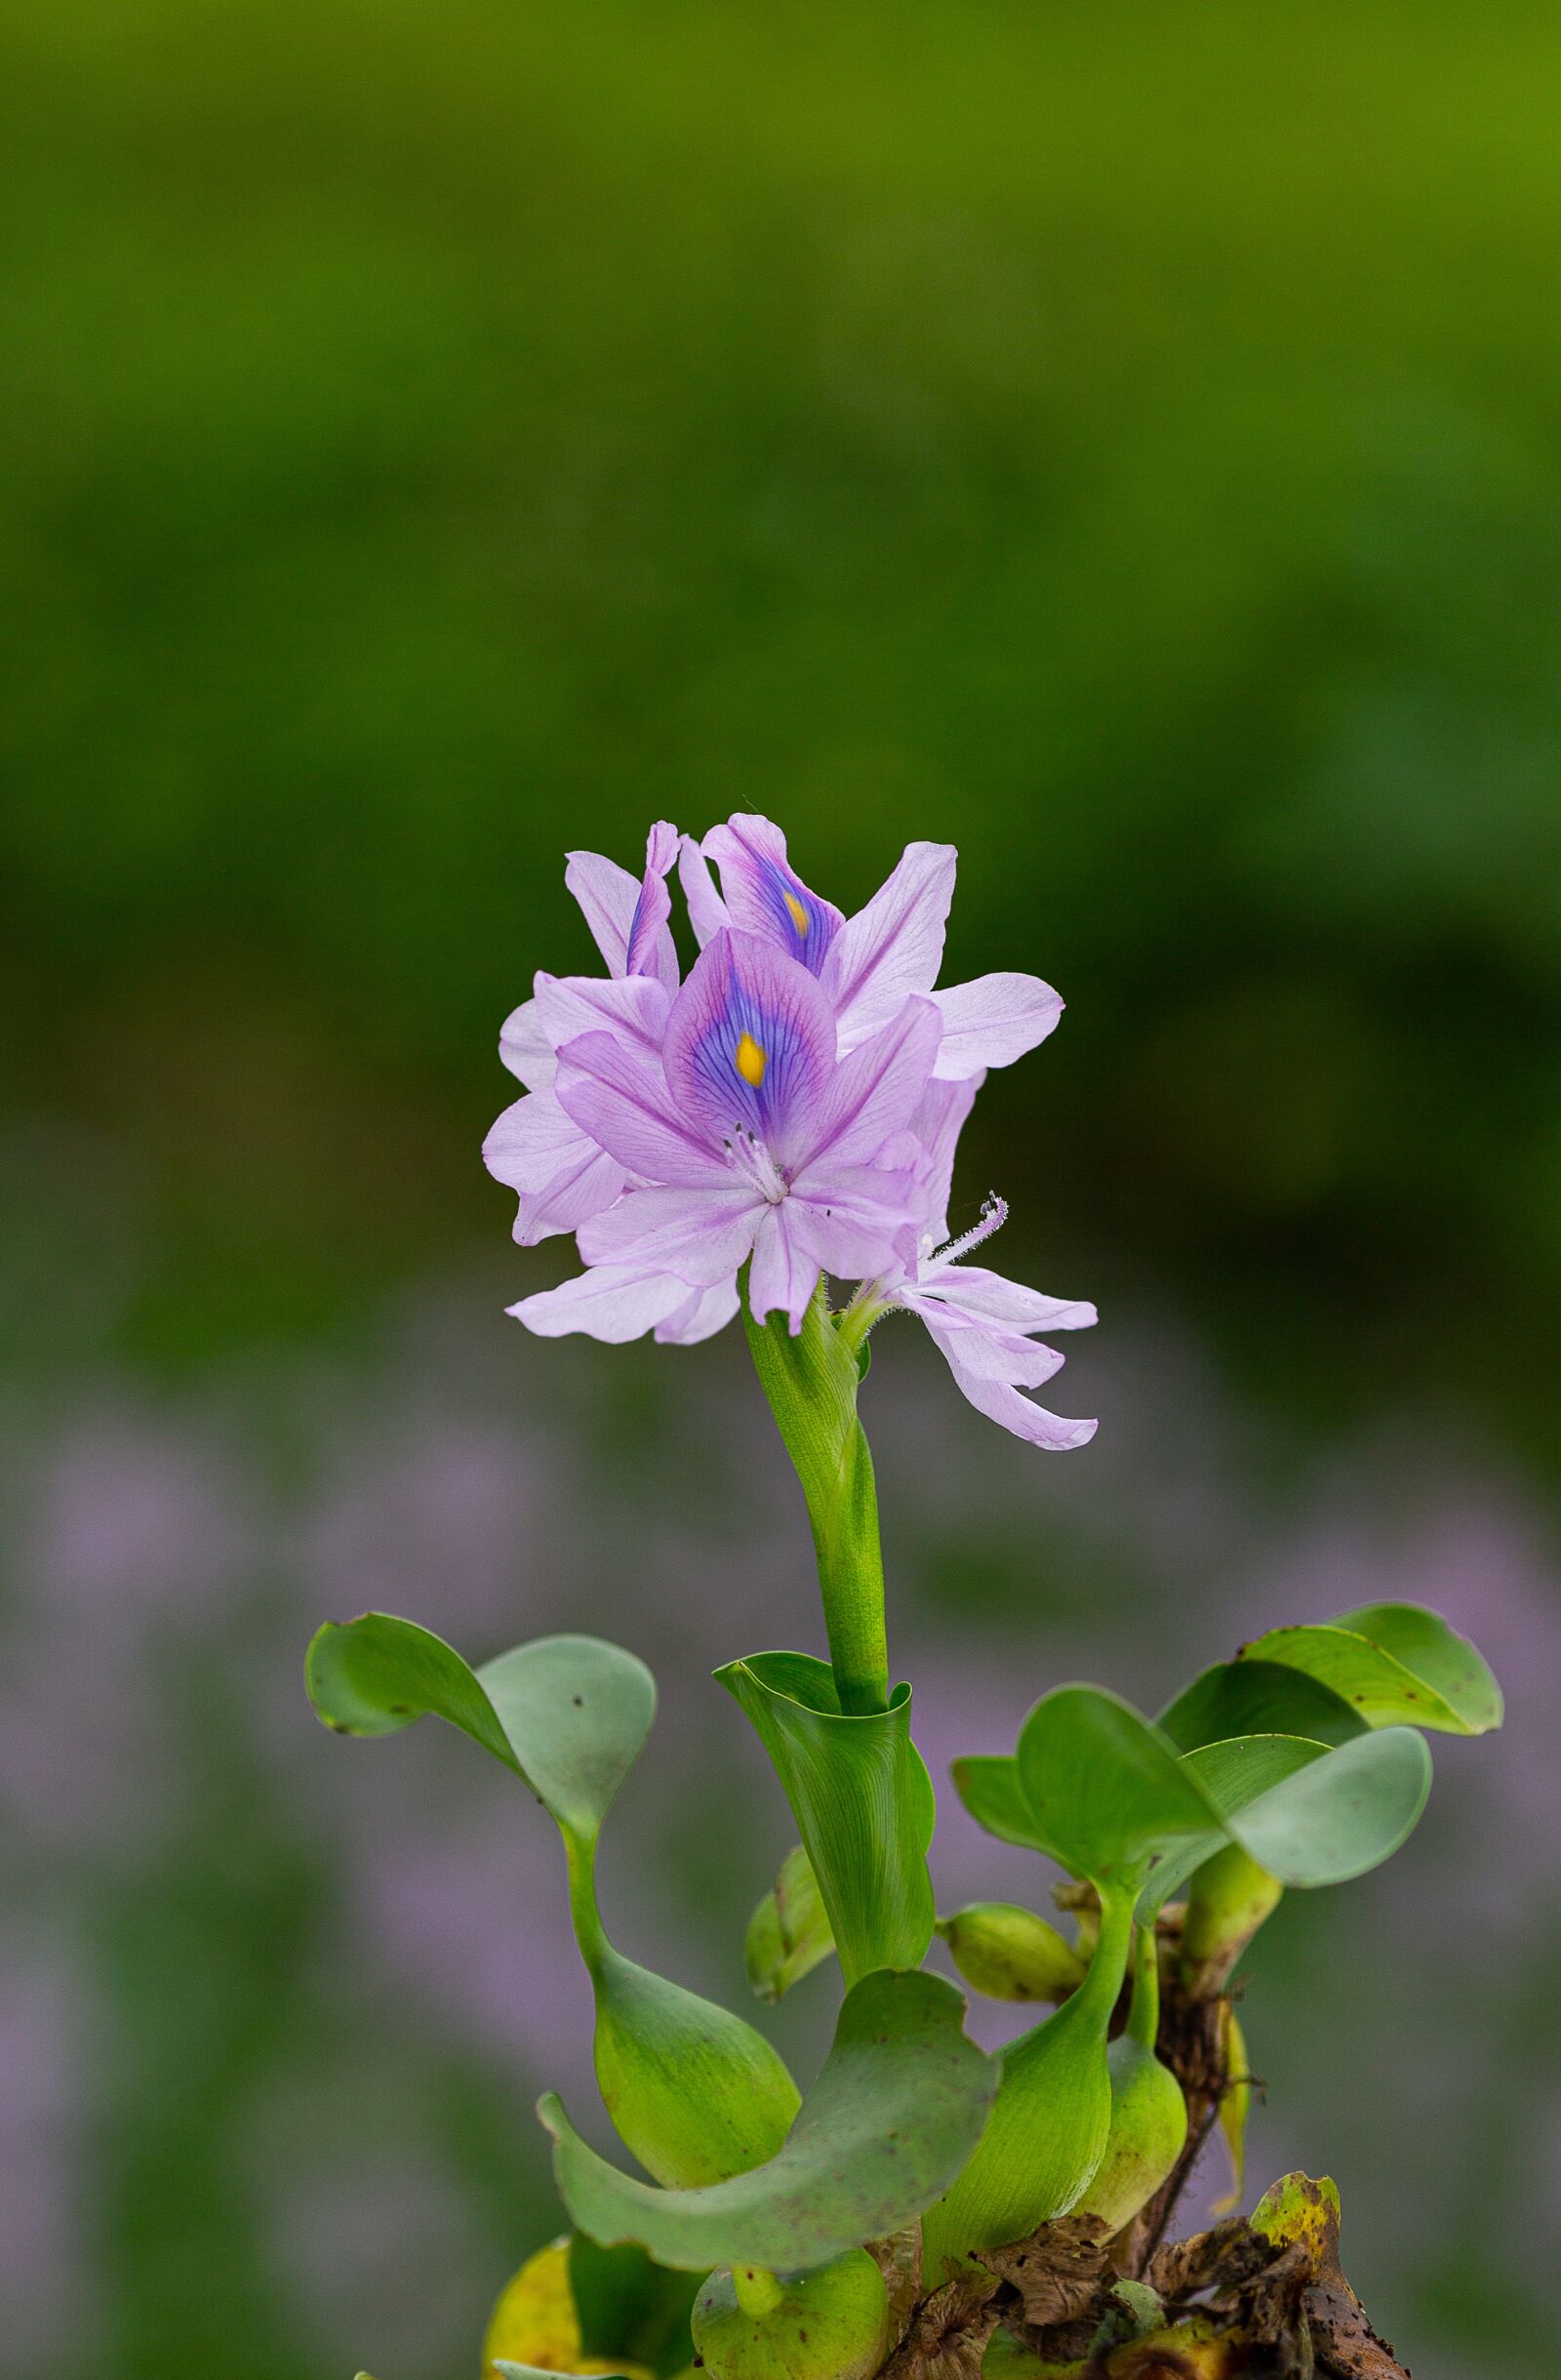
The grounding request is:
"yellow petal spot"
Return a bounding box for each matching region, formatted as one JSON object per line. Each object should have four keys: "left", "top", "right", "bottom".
{"left": 783, "top": 890, "right": 810, "bottom": 937}
{"left": 735, "top": 1030, "right": 768, "bottom": 1087}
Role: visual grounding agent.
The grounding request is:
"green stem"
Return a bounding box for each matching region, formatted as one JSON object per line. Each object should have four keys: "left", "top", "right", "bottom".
{"left": 743, "top": 1280, "right": 890, "bottom": 1715}
{"left": 1126, "top": 1917, "right": 1161, "bottom": 2049}
{"left": 562, "top": 1824, "right": 607, "bottom": 1977}
{"left": 1079, "top": 1882, "right": 1137, "bottom": 2033}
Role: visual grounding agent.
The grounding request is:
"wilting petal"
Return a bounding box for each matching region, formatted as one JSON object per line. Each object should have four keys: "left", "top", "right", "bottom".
{"left": 509, "top": 1265, "right": 695, "bottom": 1343}
{"left": 536, "top": 971, "right": 669, "bottom": 1055}
{"left": 912, "top": 1263, "right": 1097, "bottom": 1335}
{"left": 826, "top": 841, "right": 956, "bottom": 1049}
{"left": 655, "top": 1273, "right": 741, "bottom": 1345}
{"left": 679, "top": 834, "right": 730, "bottom": 948}
{"left": 662, "top": 930, "right": 836, "bottom": 1170}
{"left": 801, "top": 997, "right": 941, "bottom": 1171}
{"left": 931, "top": 973, "right": 1063, "bottom": 1079}
{"left": 579, "top": 1182, "right": 763, "bottom": 1285}
{"left": 500, "top": 994, "right": 554, "bottom": 1089}
{"left": 565, "top": 822, "right": 679, "bottom": 988}
{"left": 555, "top": 1030, "right": 726, "bottom": 1186}
{"left": 748, "top": 1201, "right": 822, "bottom": 1332}
{"left": 702, "top": 814, "right": 844, "bottom": 978}
{"left": 921, "top": 1308, "right": 1097, "bottom": 1450}
{"left": 907, "top": 1072, "right": 982, "bottom": 1247}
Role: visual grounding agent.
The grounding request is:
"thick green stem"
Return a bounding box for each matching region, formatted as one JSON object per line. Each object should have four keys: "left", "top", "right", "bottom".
{"left": 1081, "top": 1881, "right": 1137, "bottom": 2031}
{"left": 743, "top": 1282, "right": 890, "bottom": 1715}
{"left": 1181, "top": 1843, "right": 1284, "bottom": 1998}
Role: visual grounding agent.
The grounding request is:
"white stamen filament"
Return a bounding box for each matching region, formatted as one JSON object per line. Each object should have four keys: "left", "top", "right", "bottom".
{"left": 726, "top": 1126, "right": 788, "bottom": 1204}
{"left": 934, "top": 1192, "right": 1008, "bottom": 1268}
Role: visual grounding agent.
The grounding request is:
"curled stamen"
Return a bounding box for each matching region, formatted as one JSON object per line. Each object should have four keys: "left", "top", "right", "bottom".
{"left": 935, "top": 1192, "right": 1009, "bottom": 1268}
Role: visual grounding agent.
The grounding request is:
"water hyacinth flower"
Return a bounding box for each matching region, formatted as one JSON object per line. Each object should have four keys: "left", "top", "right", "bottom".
{"left": 486, "top": 816, "right": 1096, "bottom": 1449}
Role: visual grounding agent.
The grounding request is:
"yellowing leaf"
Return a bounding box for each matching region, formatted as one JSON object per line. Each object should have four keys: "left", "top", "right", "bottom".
{"left": 481, "top": 2239, "right": 653, "bottom": 2380}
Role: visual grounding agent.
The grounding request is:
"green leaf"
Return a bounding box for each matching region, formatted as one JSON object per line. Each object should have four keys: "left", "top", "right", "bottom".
{"left": 540, "top": 1971, "right": 997, "bottom": 2275}
{"left": 949, "top": 1755, "right": 1050, "bottom": 1852}
{"left": 716, "top": 1652, "right": 936, "bottom": 1987}
{"left": 1146, "top": 1725, "right": 1430, "bottom": 1932}
{"left": 1240, "top": 1609, "right": 1500, "bottom": 1736}
{"left": 1016, "top": 1687, "right": 1223, "bottom": 1885}
{"left": 308, "top": 1613, "right": 797, "bottom": 2190}
{"left": 745, "top": 1844, "right": 835, "bottom": 2003}
{"left": 1222, "top": 1725, "right": 1431, "bottom": 1886}
{"left": 1181, "top": 1732, "right": 1330, "bottom": 1811}
{"left": 306, "top": 1615, "right": 655, "bottom": 1836}
{"left": 917, "top": 1884, "right": 1135, "bottom": 2272}
{"left": 1331, "top": 1602, "right": 1502, "bottom": 1733}
{"left": 1214, "top": 2005, "right": 1252, "bottom": 2213}
{"left": 1158, "top": 1658, "right": 1367, "bottom": 1753}
{"left": 569, "top": 2238, "right": 700, "bottom": 2380}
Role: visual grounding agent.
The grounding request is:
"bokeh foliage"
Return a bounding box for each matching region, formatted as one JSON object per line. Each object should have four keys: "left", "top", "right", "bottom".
{"left": 5, "top": 0, "right": 1561, "bottom": 1409}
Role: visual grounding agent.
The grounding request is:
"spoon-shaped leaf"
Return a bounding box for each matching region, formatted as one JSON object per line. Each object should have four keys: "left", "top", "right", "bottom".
{"left": 1330, "top": 1602, "right": 1502, "bottom": 1732}
{"left": 745, "top": 1844, "right": 835, "bottom": 2003}
{"left": 1224, "top": 1725, "right": 1431, "bottom": 1885}
{"left": 949, "top": 1755, "right": 1050, "bottom": 1852}
{"left": 1158, "top": 1658, "right": 1367, "bottom": 1753}
{"left": 308, "top": 1613, "right": 798, "bottom": 2189}
{"left": 541, "top": 1971, "right": 997, "bottom": 2275}
{"left": 1240, "top": 1608, "right": 1499, "bottom": 1735}
{"left": 1016, "top": 1687, "right": 1223, "bottom": 1884}
{"left": 306, "top": 1615, "right": 655, "bottom": 1835}
{"left": 715, "top": 1652, "right": 936, "bottom": 1986}
{"left": 1138, "top": 1734, "right": 1326, "bottom": 1919}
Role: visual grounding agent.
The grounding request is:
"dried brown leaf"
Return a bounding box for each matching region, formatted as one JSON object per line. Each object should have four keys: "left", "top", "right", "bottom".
{"left": 977, "top": 2214, "right": 1112, "bottom": 2329}
{"left": 878, "top": 2267, "right": 999, "bottom": 2380}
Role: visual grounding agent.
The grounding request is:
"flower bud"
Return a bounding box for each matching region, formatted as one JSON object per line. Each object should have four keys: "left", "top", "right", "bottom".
{"left": 936, "top": 1902, "right": 1088, "bottom": 2002}
{"left": 691, "top": 2250, "right": 890, "bottom": 2380}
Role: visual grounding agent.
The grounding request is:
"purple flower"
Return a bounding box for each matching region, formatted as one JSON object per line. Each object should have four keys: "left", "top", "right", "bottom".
{"left": 489, "top": 817, "right": 1097, "bottom": 1445}
{"left": 530, "top": 927, "right": 939, "bottom": 1332}
{"left": 483, "top": 823, "right": 680, "bottom": 1248}
{"left": 841, "top": 1072, "right": 1099, "bottom": 1450}
{"left": 681, "top": 815, "right": 1063, "bottom": 1075}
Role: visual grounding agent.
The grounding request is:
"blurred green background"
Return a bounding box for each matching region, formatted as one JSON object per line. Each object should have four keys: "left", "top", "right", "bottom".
{"left": 3, "top": 4, "right": 1559, "bottom": 2376}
